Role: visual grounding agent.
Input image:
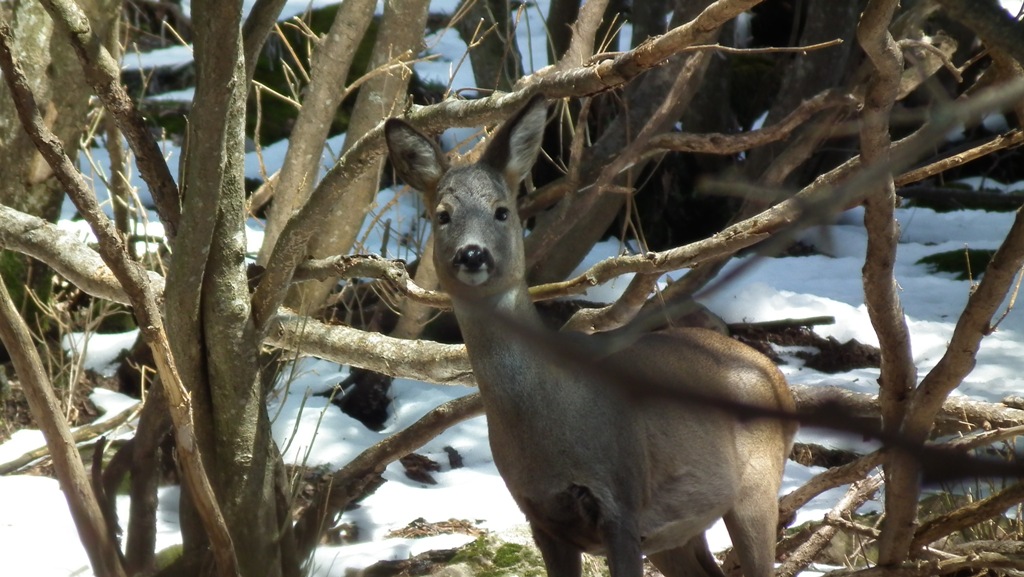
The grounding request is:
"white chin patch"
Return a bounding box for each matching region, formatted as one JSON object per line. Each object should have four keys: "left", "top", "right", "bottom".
{"left": 456, "top": 269, "right": 491, "bottom": 286}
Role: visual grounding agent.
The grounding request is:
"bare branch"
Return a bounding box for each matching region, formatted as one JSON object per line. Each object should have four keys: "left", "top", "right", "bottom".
{"left": 778, "top": 451, "right": 885, "bottom": 530}
{"left": 645, "top": 91, "right": 855, "bottom": 156}
{"left": 935, "top": 0, "right": 1024, "bottom": 67}
{"left": 0, "top": 204, "right": 165, "bottom": 305}
{"left": 558, "top": 0, "right": 609, "bottom": 68}
{"left": 265, "top": 313, "right": 473, "bottom": 385}
{"left": 0, "top": 265, "right": 126, "bottom": 576}
{"left": 255, "top": 0, "right": 377, "bottom": 264}
{"left": 593, "top": 50, "right": 711, "bottom": 196}
{"left": 680, "top": 38, "right": 845, "bottom": 56}
{"left": 855, "top": 1, "right": 918, "bottom": 564}
{"left": 788, "top": 384, "right": 1024, "bottom": 438}
{"left": 292, "top": 254, "right": 447, "bottom": 307}
{"left": 292, "top": 0, "right": 432, "bottom": 310}
{"left": 251, "top": 0, "right": 768, "bottom": 327}
{"left": 941, "top": 423, "right": 1024, "bottom": 451}
{"left": 532, "top": 227, "right": 769, "bottom": 301}
{"left": 560, "top": 272, "right": 662, "bottom": 334}
{"left": 858, "top": 0, "right": 912, "bottom": 430}
{"left": 521, "top": 0, "right": 767, "bottom": 98}
{"left": 895, "top": 129, "right": 1024, "bottom": 188}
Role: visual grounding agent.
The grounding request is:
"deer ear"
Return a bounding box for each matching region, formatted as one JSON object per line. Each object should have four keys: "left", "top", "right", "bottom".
{"left": 385, "top": 119, "right": 449, "bottom": 196}
{"left": 482, "top": 95, "right": 548, "bottom": 188}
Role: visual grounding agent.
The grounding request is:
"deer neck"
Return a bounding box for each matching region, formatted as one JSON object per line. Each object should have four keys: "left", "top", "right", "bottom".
{"left": 450, "top": 282, "right": 545, "bottom": 401}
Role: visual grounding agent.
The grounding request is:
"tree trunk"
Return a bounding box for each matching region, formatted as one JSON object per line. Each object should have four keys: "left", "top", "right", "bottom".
{"left": 742, "top": 0, "right": 862, "bottom": 183}
{"left": 166, "top": 1, "right": 296, "bottom": 575}
{"left": 0, "top": 0, "right": 119, "bottom": 324}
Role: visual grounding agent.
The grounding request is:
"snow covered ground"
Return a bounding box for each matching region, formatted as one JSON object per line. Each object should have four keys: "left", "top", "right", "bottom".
{"left": 2, "top": 1, "right": 1024, "bottom": 576}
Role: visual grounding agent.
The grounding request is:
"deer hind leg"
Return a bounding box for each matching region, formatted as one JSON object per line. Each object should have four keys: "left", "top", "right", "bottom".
{"left": 531, "top": 523, "right": 582, "bottom": 577}
{"left": 722, "top": 490, "right": 780, "bottom": 577}
{"left": 647, "top": 533, "right": 727, "bottom": 577}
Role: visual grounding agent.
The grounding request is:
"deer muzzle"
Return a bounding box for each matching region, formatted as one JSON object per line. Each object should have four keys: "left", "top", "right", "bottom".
{"left": 452, "top": 245, "right": 494, "bottom": 286}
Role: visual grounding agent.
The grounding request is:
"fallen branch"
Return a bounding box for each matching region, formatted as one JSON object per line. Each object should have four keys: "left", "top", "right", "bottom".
{"left": 898, "top": 184, "right": 1024, "bottom": 211}
{"left": 778, "top": 451, "right": 885, "bottom": 529}
{"left": 0, "top": 401, "right": 141, "bottom": 475}
{"left": 776, "top": 473, "right": 884, "bottom": 577}
{"left": 912, "top": 481, "right": 1024, "bottom": 549}
{"left": 823, "top": 550, "right": 1024, "bottom": 577}
{"left": 789, "top": 384, "right": 1024, "bottom": 438}
{"left": 729, "top": 316, "right": 837, "bottom": 331}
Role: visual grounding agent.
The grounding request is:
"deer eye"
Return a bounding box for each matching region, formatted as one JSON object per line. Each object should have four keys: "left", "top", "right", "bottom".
{"left": 436, "top": 210, "right": 451, "bottom": 225}
{"left": 494, "top": 207, "right": 510, "bottom": 221}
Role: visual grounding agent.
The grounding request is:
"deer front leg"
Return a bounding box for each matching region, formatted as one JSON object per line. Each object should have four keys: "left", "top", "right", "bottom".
{"left": 531, "top": 523, "right": 582, "bottom": 577}
{"left": 601, "top": 516, "right": 644, "bottom": 577}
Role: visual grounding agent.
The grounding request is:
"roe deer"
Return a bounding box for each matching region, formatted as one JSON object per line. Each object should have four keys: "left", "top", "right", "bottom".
{"left": 384, "top": 96, "right": 797, "bottom": 577}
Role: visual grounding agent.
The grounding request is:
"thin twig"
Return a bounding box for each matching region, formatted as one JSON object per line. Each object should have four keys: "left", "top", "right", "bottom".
{"left": 588, "top": 38, "right": 845, "bottom": 63}
{"left": 894, "top": 129, "right": 1024, "bottom": 187}
{"left": 684, "top": 38, "right": 844, "bottom": 55}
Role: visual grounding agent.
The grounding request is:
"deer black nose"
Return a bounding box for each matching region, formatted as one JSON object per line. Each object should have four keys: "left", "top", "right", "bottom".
{"left": 454, "top": 245, "right": 492, "bottom": 271}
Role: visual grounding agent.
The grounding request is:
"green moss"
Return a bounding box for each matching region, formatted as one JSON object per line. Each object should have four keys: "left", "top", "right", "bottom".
{"left": 450, "top": 535, "right": 606, "bottom": 577}
{"left": 450, "top": 535, "right": 494, "bottom": 565}
{"left": 0, "top": 251, "right": 31, "bottom": 315}
{"left": 492, "top": 543, "right": 529, "bottom": 568}
{"left": 0, "top": 250, "right": 54, "bottom": 334}
{"left": 154, "top": 544, "right": 183, "bottom": 570}
{"left": 450, "top": 536, "right": 544, "bottom": 577}
{"left": 916, "top": 248, "right": 995, "bottom": 280}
